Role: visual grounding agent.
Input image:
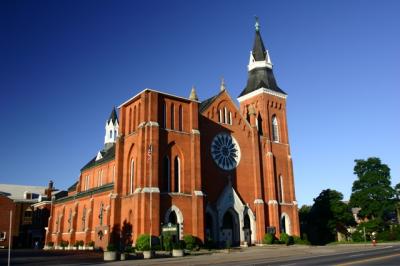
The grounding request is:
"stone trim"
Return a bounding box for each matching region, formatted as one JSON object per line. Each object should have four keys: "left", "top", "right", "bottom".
{"left": 254, "top": 199, "right": 264, "bottom": 204}
{"left": 268, "top": 200, "right": 278, "bottom": 205}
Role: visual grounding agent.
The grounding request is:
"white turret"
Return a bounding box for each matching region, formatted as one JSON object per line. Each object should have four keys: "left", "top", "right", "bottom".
{"left": 104, "top": 107, "right": 119, "bottom": 149}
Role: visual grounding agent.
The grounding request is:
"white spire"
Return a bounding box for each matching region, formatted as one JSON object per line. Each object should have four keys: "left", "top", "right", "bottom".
{"left": 104, "top": 108, "right": 119, "bottom": 149}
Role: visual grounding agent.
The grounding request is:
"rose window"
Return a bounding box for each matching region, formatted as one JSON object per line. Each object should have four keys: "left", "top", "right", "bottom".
{"left": 211, "top": 133, "right": 241, "bottom": 171}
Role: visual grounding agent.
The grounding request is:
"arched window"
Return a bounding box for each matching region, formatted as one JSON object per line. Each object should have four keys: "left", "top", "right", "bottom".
{"left": 257, "top": 113, "right": 263, "bottom": 135}
{"left": 112, "top": 165, "right": 115, "bottom": 183}
{"left": 138, "top": 103, "right": 141, "bottom": 128}
{"left": 224, "top": 107, "right": 228, "bottom": 124}
{"left": 178, "top": 105, "right": 183, "bottom": 131}
{"left": 109, "top": 130, "right": 112, "bottom": 139}
{"left": 174, "top": 156, "right": 180, "bottom": 193}
{"left": 84, "top": 175, "right": 90, "bottom": 191}
{"left": 130, "top": 159, "right": 134, "bottom": 194}
{"left": 272, "top": 115, "right": 279, "bottom": 142}
{"left": 162, "top": 103, "right": 166, "bottom": 128}
{"left": 219, "top": 109, "right": 223, "bottom": 123}
{"left": 128, "top": 108, "right": 132, "bottom": 133}
{"left": 279, "top": 175, "right": 284, "bottom": 203}
{"left": 99, "top": 169, "right": 103, "bottom": 187}
{"left": 163, "top": 156, "right": 170, "bottom": 192}
{"left": 229, "top": 112, "right": 232, "bottom": 125}
{"left": 114, "top": 130, "right": 117, "bottom": 140}
{"left": 171, "top": 104, "right": 175, "bottom": 130}
{"left": 133, "top": 106, "right": 137, "bottom": 131}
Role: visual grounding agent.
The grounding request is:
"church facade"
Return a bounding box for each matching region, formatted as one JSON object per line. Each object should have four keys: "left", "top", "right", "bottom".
{"left": 46, "top": 24, "right": 300, "bottom": 249}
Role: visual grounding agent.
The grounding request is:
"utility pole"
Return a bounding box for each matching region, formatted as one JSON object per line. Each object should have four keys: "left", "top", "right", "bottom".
{"left": 363, "top": 226, "right": 366, "bottom": 244}
{"left": 8, "top": 210, "right": 12, "bottom": 266}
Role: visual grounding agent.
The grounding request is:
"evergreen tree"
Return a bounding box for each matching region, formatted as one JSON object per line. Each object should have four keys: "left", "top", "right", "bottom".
{"left": 349, "top": 157, "right": 395, "bottom": 221}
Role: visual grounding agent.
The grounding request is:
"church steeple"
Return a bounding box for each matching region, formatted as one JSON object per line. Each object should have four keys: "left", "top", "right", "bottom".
{"left": 104, "top": 107, "right": 119, "bottom": 149}
{"left": 238, "top": 18, "right": 285, "bottom": 98}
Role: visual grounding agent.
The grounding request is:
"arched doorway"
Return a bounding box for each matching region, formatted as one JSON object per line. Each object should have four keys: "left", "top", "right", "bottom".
{"left": 281, "top": 213, "right": 291, "bottom": 235}
{"left": 221, "top": 209, "right": 240, "bottom": 246}
{"left": 243, "top": 213, "right": 251, "bottom": 245}
{"left": 164, "top": 205, "right": 184, "bottom": 241}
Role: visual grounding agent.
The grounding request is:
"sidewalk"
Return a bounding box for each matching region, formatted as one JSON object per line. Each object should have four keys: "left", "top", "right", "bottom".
{"left": 107, "top": 242, "right": 400, "bottom": 266}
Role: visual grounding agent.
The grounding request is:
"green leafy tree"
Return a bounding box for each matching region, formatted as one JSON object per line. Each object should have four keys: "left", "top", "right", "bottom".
{"left": 349, "top": 158, "right": 395, "bottom": 221}
{"left": 307, "top": 189, "right": 355, "bottom": 245}
{"left": 298, "top": 205, "right": 311, "bottom": 240}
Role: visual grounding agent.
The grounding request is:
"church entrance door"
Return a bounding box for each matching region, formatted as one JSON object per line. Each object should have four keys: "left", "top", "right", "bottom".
{"left": 221, "top": 209, "right": 240, "bottom": 247}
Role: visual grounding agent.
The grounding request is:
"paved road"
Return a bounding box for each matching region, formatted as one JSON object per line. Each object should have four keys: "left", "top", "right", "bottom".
{"left": 1, "top": 243, "right": 399, "bottom": 265}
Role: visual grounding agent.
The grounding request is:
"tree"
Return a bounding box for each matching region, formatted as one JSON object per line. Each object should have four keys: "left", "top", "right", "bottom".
{"left": 307, "top": 189, "right": 355, "bottom": 245}
{"left": 298, "top": 205, "right": 311, "bottom": 240}
{"left": 349, "top": 157, "right": 395, "bottom": 221}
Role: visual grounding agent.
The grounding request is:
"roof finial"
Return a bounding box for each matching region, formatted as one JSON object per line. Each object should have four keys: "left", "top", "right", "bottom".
{"left": 255, "top": 15, "right": 260, "bottom": 31}
{"left": 220, "top": 77, "right": 226, "bottom": 91}
{"left": 189, "top": 85, "right": 199, "bottom": 101}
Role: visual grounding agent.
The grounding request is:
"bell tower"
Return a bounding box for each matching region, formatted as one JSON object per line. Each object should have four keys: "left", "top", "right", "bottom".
{"left": 237, "top": 18, "right": 300, "bottom": 237}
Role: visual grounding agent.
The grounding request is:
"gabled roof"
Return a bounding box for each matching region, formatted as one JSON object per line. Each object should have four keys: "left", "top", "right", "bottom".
{"left": 81, "top": 143, "right": 116, "bottom": 172}
{"left": 199, "top": 90, "right": 225, "bottom": 113}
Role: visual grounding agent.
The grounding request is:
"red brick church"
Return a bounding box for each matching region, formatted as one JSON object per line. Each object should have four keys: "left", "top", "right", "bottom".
{"left": 46, "top": 22, "right": 300, "bottom": 249}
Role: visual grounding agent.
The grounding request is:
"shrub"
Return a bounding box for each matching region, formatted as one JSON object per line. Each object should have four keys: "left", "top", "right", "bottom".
{"left": 107, "top": 243, "right": 116, "bottom": 251}
{"left": 263, "top": 233, "right": 275, "bottom": 244}
{"left": 183, "top": 235, "right": 198, "bottom": 251}
{"left": 173, "top": 240, "right": 186, "bottom": 250}
{"left": 286, "top": 236, "right": 294, "bottom": 246}
{"left": 60, "top": 240, "right": 69, "bottom": 248}
{"left": 280, "top": 233, "right": 289, "bottom": 244}
{"left": 47, "top": 241, "right": 54, "bottom": 247}
{"left": 162, "top": 234, "right": 173, "bottom": 251}
{"left": 125, "top": 246, "right": 135, "bottom": 253}
{"left": 87, "top": 240, "right": 95, "bottom": 247}
{"left": 136, "top": 234, "right": 151, "bottom": 251}
{"left": 293, "top": 236, "right": 309, "bottom": 245}
{"left": 73, "top": 242, "right": 79, "bottom": 248}
{"left": 351, "top": 230, "right": 365, "bottom": 242}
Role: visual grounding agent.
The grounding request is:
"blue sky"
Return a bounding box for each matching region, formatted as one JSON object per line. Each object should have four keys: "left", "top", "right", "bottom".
{"left": 1, "top": 0, "right": 399, "bottom": 206}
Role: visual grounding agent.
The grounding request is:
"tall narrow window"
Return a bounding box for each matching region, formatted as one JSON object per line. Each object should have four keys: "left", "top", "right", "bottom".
{"left": 178, "top": 105, "right": 183, "bottom": 131}
{"left": 112, "top": 165, "right": 115, "bottom": 182}
{"left": 229, "top": 112, "right": 232, "bottom": 125}
{"left": 279, "top": 175, "right": 284, "bottom": 203}
{"left": 163, "top": 156, "right": 170, "bottom": 192}
{"left": 130, "top": 159, "right": 134, "bottom": 194}
{"left": 224, "top": 107, "right": 228, "bottom": 124}
{"left": 114, "top": 130, "right": 117, "bottom": 140}
{"left": 128, "top": 108, "right": 132, "bottom": 133}
{"left": 174, "top": 156, "right": 180, "bottom": 193}
{"left": 272, "top": 115, "right": 279, "bottom": 142}
{"left": 109, "top": 130, "right": 112, "bottom": 139}
{"left": 133, "top": 106, "right": 137, "bottom": 131}
{"left": 171, "top": 104, "right": 175, "bottom": 130}
{"left": 163, "top": 103, "right": 166, "bottom": 128}
{"left": 138, "top": 103, "right": 141, "bottom": 128}
{"left": 100, "top": 170, "right": 103, "bottom": 186}
{"left": 219, "top": 109, "right": 223, "bottom": 123}
{"left": 85, "top": 175, "right": 90, "bottom": 191}
{"left": 257, "top": 113, "right": 263, "bottom": 135}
